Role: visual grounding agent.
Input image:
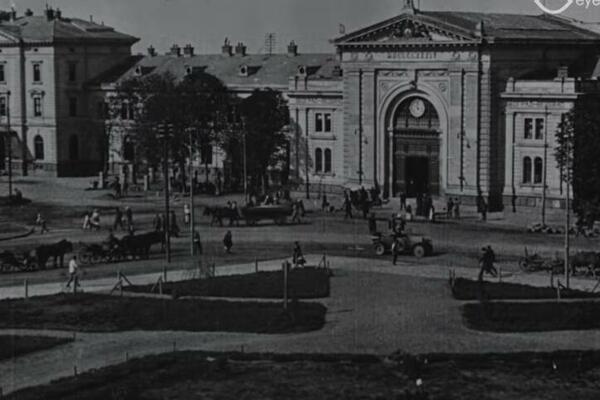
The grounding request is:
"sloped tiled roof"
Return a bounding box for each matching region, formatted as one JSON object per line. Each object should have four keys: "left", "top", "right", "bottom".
{"left": 91, "top": 53, "right": 341, "bottom": 89}
{"left": 335, "top": 10, "right": 600, "bottom": 44}
{"left": 0, "top": 15, "right": 139, "bottom": 44}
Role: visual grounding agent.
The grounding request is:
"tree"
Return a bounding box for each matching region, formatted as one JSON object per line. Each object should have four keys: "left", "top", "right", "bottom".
{"left": 109, "top": 71, "right": 233, "bottom": 188}
{"left": 556, "top": 96, "right": 600, "bottom": 227}
{"left": 230, "top": 89, "right": 290, "bottom": 193}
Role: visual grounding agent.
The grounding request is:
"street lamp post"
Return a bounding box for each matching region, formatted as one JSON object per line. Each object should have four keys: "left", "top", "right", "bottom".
{"left": 2, "top": 90, "right": 12, "bottom": 200}
{"left": 187, "top": 127, "right": 196, "bottom": 257}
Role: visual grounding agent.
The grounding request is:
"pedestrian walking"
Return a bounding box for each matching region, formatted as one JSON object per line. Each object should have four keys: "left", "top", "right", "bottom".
{"left": 153, "top": 213, "right": 163, "bottom": 231}
{"left": 223, "top": 230, "right": 233, "bottom": 253}
{"left": 35, "top": 213, "right": 43, "bottom": 226}
{"left": 321, "top": 194, "right": 329, "bottom": 212}
{"left": 40, "top": 218, "right": 49, "bottom": 234}
{"left": 170, "top": 210, "right": 179, "bottom": 237}
{"left": 392, "top": 237, "right": 404, "bottom": 265}
{"left": 113, "top": 207, "right": 124, "bottom": 231}
{"left": 368, "top": 213, "right": 377, "bottom": 235}
{"left": 82, "top": 212, "right": 91, "bottom": 230}
{"left": 477, "top": 192, "right": 487, "bottom": 222}
{"left": 291, "top": 201, "right": 302, "bottom": 224}
{"left": 113, "top": 177, "right": 121, "bottom": 198}
{"left": 292, "top": 241, "right": 306, "bottom": 267}
{"left": 343, "top": 193, "right": 353, "bottom": 220}
{"left": 446, "top": 197, "right": 454, "bottom": 219}
{"left": 399, "top": 191, "right": 407, "bottom": 211}
{"left": 193, "top": 230, "right": 203, "bottom": 255}
{"left": 90, "top": 209, "right": 101, "bottom": 230}
{"left": 453, "top": 198, "right": 461, "bottom": 220}
{"left": 184, "top": 204, "right": 191, "bottom": 225}
{"left": 125, "top": 207, "right": 134, "bottom": 232}
{"left": 65, "top": 255, "right": 79, "bottom": 289}
{"left": 478, "top": 245, "right": 497, "bottom": 281}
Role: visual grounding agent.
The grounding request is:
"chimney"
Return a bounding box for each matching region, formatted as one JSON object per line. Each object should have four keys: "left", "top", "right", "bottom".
{"left": 55, "top": 8, "right": 62, "bottom": 19}
{"left": 147, "top": 45, "right": 156, "bottom": 57}
{"left": 235, "top": 42, "right": 247, "bottom": 57}
{"left": 183, "top": 44, "right": 195, "bottom": 57}
{"left": 557, "top": 65, "right": 569, "bottom": 79}
{"left": 287, "top": 40, "right": 298, "bottom": 57}
{"left": 25, "top": 8, "right": 33, "bottom": 17}
{"left": 169, "top": 44, "right": 181, "bottom": 57}
{"left": 222, "top": 38, "right": 233, "bottom": 56}
{"left": 45, "top": 6, "right": 55, "bottom": 21}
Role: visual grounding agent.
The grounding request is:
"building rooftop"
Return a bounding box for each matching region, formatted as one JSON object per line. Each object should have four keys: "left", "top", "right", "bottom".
{"left": 0, "top": 8, "right": 139, "bottom": 45}
{"left": 90, "top": 50, "right": 341, "bottom": 90}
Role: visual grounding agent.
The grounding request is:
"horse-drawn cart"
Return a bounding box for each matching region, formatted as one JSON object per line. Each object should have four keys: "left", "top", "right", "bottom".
{"left": 0, "top": 251, "right": 35, "bottom": 273}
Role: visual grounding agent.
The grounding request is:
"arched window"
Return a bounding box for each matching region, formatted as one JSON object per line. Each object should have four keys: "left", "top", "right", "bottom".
{"left": 324, "top": 149, "right": 332, "bottom": 173}
{"left": 534, "top": 157, "right": 543, "bottom": 184}
{"left": 69, "top": 135, "right": 79, "bottom": 161}
{"left": 315, "top": 148, "right": 323, "bottom": 173}
{"left": 34, "top": 135, "right": 44, "bottom": 160}
{"left": 522, "top": 157, "right": 532, "bottom": 184}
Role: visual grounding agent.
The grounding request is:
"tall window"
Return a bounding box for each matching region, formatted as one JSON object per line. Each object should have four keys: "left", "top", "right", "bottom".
{"left": 535, "top": 118, "right": 545, "bottom": 140}
{"left": 534, "top": 157, "right": 544, "bottom": 184}
{"left": 34, "top": 135, "right": 44, "bottom": 160}
{"left": 33, "top": 97, "right": 42, "bottom": 117}
{"left": 68, "top": 62, "right": 77, "bottom": 82}
{"left": 33, "top": 63, "right": 41, "bottom": 83}
{"left": 0, "top": 96, "right": 7, "bottom": 117}
{"left": 123, "top": 137, "right": 135, "bottom": 162}
{"left": 315, "top": 113, "right": 323, "bottom": 132}
{"left": 324, "top": 114, "right": 332, "bottom": 132}
{"left": 120, "top": 102, "right": 128, "bottom": 120}
{"left": 324, "top": 148, "right": 332, "bottom": 173}
{"left": 69, "top": 135, "right": 79, "bottom": 161}
{"left": 524, "top": 118, "right": 533, "bottom": 140}
{"left": 69, "top": 97, "right": 77, "bottom": 117}
{"left": 0, "top": 64, "right": 5, "bottom": 82}
{"left": 522, "top": 157, "right": 532, "bottom": 184}
{"left": 315, "top": 148, "right": 323, "bottom": 173}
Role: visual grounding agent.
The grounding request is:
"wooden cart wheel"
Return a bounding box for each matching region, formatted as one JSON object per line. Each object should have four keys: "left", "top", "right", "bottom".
{"left": 374, "top": 243, "right": 386, "bottom": 257}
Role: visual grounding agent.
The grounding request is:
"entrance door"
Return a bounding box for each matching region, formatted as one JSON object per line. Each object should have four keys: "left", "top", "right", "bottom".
{"left": 405, "top": 156, "right": 429, "bottom": 197}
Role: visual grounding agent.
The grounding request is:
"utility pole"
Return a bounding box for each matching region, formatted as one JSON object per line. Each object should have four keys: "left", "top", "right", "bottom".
{"left": 187, "top": 127, "right": 195, "bottom": 257}
{"left": 542, "top": 106, "right": 548, "bottom": 226}
{"left": 242, "top": 117, "right": 248, "bottom": 203}
{"left": 6, "top": 90, "right": 11, "bottom": 200}
{"left": 157, "top": 123, "right": 172, "bottom": 263}
{"left": 305, "top": 134, "right": 310, "bottom": 199}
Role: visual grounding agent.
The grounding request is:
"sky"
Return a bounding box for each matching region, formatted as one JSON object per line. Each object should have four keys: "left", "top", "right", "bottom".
{"left": 5, "top": 0, "right": 600, "bottom": 54}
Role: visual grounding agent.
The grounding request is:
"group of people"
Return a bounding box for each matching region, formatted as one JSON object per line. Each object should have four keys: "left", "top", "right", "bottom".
{"left": 112, "top": 207, "right": 135, "bottom": 233}
{"left": 446, "top": 197, "right": 461, "bottom": 220}
{"left": 342, "top": 186, "right": 379, "bottom": 220}
{"left": 152, "top": 211, "right": 180, "bottom": 237}
{"left": 82, "top": 209, "right": 103, "bottom": 231}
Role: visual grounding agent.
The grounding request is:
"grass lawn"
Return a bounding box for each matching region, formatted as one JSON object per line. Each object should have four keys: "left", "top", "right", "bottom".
{"left": 0, "top": 294, "right": 326, "bottom": 334}
{"left": 0, "top": 336, "right": 72, "bottom": 361}
{"left": 125, "top": 267, "right": 330, "bottom": 299}
{"left": 451, "top": 278, "right": 600, "bottom": 301}
{"left": 7, "top": 350, "right": 600, "bottom": 400}
{"left": 463, "top": 301, "right": 600, "bottom": 332}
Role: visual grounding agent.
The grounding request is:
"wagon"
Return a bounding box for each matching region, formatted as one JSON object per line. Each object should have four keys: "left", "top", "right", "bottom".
{"left": 0, "top": 251, "right": 35, "bottom": 273}
{"left": 77, "top": 242, "right": 126, "bottom": 265}
{"left": 241, "top": 205, "right": 293, "bottom": 226}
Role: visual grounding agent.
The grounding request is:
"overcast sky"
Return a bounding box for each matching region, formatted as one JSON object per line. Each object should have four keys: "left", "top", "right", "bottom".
{"left": 6, "top": 0, "right": 600, "bottom": 53}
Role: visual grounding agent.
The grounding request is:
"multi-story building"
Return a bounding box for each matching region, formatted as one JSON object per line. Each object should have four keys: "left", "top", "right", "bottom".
{"left": 5, "top": 2, "right": 600, "bottom": 211}
{"left": 0, "top": 6, "right": 137, "bottom": 176}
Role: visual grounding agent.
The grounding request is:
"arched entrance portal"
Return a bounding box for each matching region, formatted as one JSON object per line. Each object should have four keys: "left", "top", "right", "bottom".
{"left": 392, "top": 97, "right": 441, "bottom": 197}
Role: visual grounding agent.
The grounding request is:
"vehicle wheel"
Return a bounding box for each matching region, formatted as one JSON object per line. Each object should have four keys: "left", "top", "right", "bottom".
{"left": 413, "top": 244, "right": 426, "bottom": 258}
{"left": 374, "top": 243, "right": 386, "bottom": 257}
{"left": 518, "top": 258, "right": 529, "bottom": 272}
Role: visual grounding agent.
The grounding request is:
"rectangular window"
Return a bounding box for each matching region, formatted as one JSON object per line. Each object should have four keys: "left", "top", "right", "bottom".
{"left": 0, "top": 64, "right": 5, "bottom": 82}
{"left": 524, "top": 118, "right": 533, "bottom": 140}
{"left": 121, "top": 102, "right": 128, "bottom": 120}
{"left": 33, "top": 63, "right": 42, "bottom": 83}
{"left": 0, "top": 96, "right": 6, "bottom": 117}
{"left": 324, "top": 113, "right": 332, "bottom": 132}
{"left": 69, "top": 97, "right": 77, "bottom": 117}
{"left": 535, "top": 118, "right": 544, "bottom": 140}
{"left": 33, "top": 97, "right": 42, "bottom": 117}
{"left": 68, "top": 62, "right": 77, "bottom": 82}
{"left": 315, "top": 113, "right": 323, "bottom": 132}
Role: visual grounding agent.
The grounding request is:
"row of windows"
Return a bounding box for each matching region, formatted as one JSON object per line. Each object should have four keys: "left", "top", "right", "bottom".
{"left": 314, "top": 148, "right": 333, "bottom": 174}
{"left": 0, "top": 96, "right": 44, "bottom": 117}
{"left": 0, "top": 62, "right": 78, "bottom": 84}
{"left": 522, "top": 156, "right": 544, "bottom": 185}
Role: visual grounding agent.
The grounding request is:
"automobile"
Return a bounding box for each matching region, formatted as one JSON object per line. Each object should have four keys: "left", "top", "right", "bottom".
{"left": 371, "top": 232, "right": 433, "bottom": 258}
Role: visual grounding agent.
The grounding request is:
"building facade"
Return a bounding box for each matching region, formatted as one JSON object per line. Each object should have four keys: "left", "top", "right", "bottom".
{"left": 4, "top": 3, "right": 600, "bottom": 210}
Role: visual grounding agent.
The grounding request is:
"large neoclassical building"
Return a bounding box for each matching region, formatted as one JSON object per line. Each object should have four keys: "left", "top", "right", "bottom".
{"left": 4, "top": 2, "right": 600, "bottom": 210}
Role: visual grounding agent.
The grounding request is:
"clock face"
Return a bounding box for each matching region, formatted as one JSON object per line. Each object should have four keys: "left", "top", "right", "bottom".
{"left": 409, "top": 99, "right": 426, "bottom": 119}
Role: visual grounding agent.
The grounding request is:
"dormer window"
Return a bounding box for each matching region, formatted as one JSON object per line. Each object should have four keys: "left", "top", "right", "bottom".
{"left": 297, "top": 65, "right": 307, "bottom": 77}
{"left": 239, "top": 65, "right": 249, "bottom": 77}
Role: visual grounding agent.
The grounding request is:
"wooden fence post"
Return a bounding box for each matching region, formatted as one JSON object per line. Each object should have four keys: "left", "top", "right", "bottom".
{"left": 24, "top": 279, "right": 28, "bottom": 299}
{"left": 557, "top": 280, "right": 562, "bottom": 301}
{"left": 163, "top": 266, "right": 167, "bottom": 282}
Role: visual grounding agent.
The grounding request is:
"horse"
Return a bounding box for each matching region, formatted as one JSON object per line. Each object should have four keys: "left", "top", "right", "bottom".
{"left": 570, "top": 252, "right": 600, "bottom": 276}
{"left": 33, "top": 240, "right": 73, "bottom": 270}
{"left": 203, "top": 206, "right": 239, "bottom": 227}
{"left": 120, "top": 231, "right": 165, "bottom": 259}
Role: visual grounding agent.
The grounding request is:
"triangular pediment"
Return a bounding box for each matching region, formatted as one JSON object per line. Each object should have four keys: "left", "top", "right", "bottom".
{"left": 335, "top": 14, "right": 476, "bottom": 46}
